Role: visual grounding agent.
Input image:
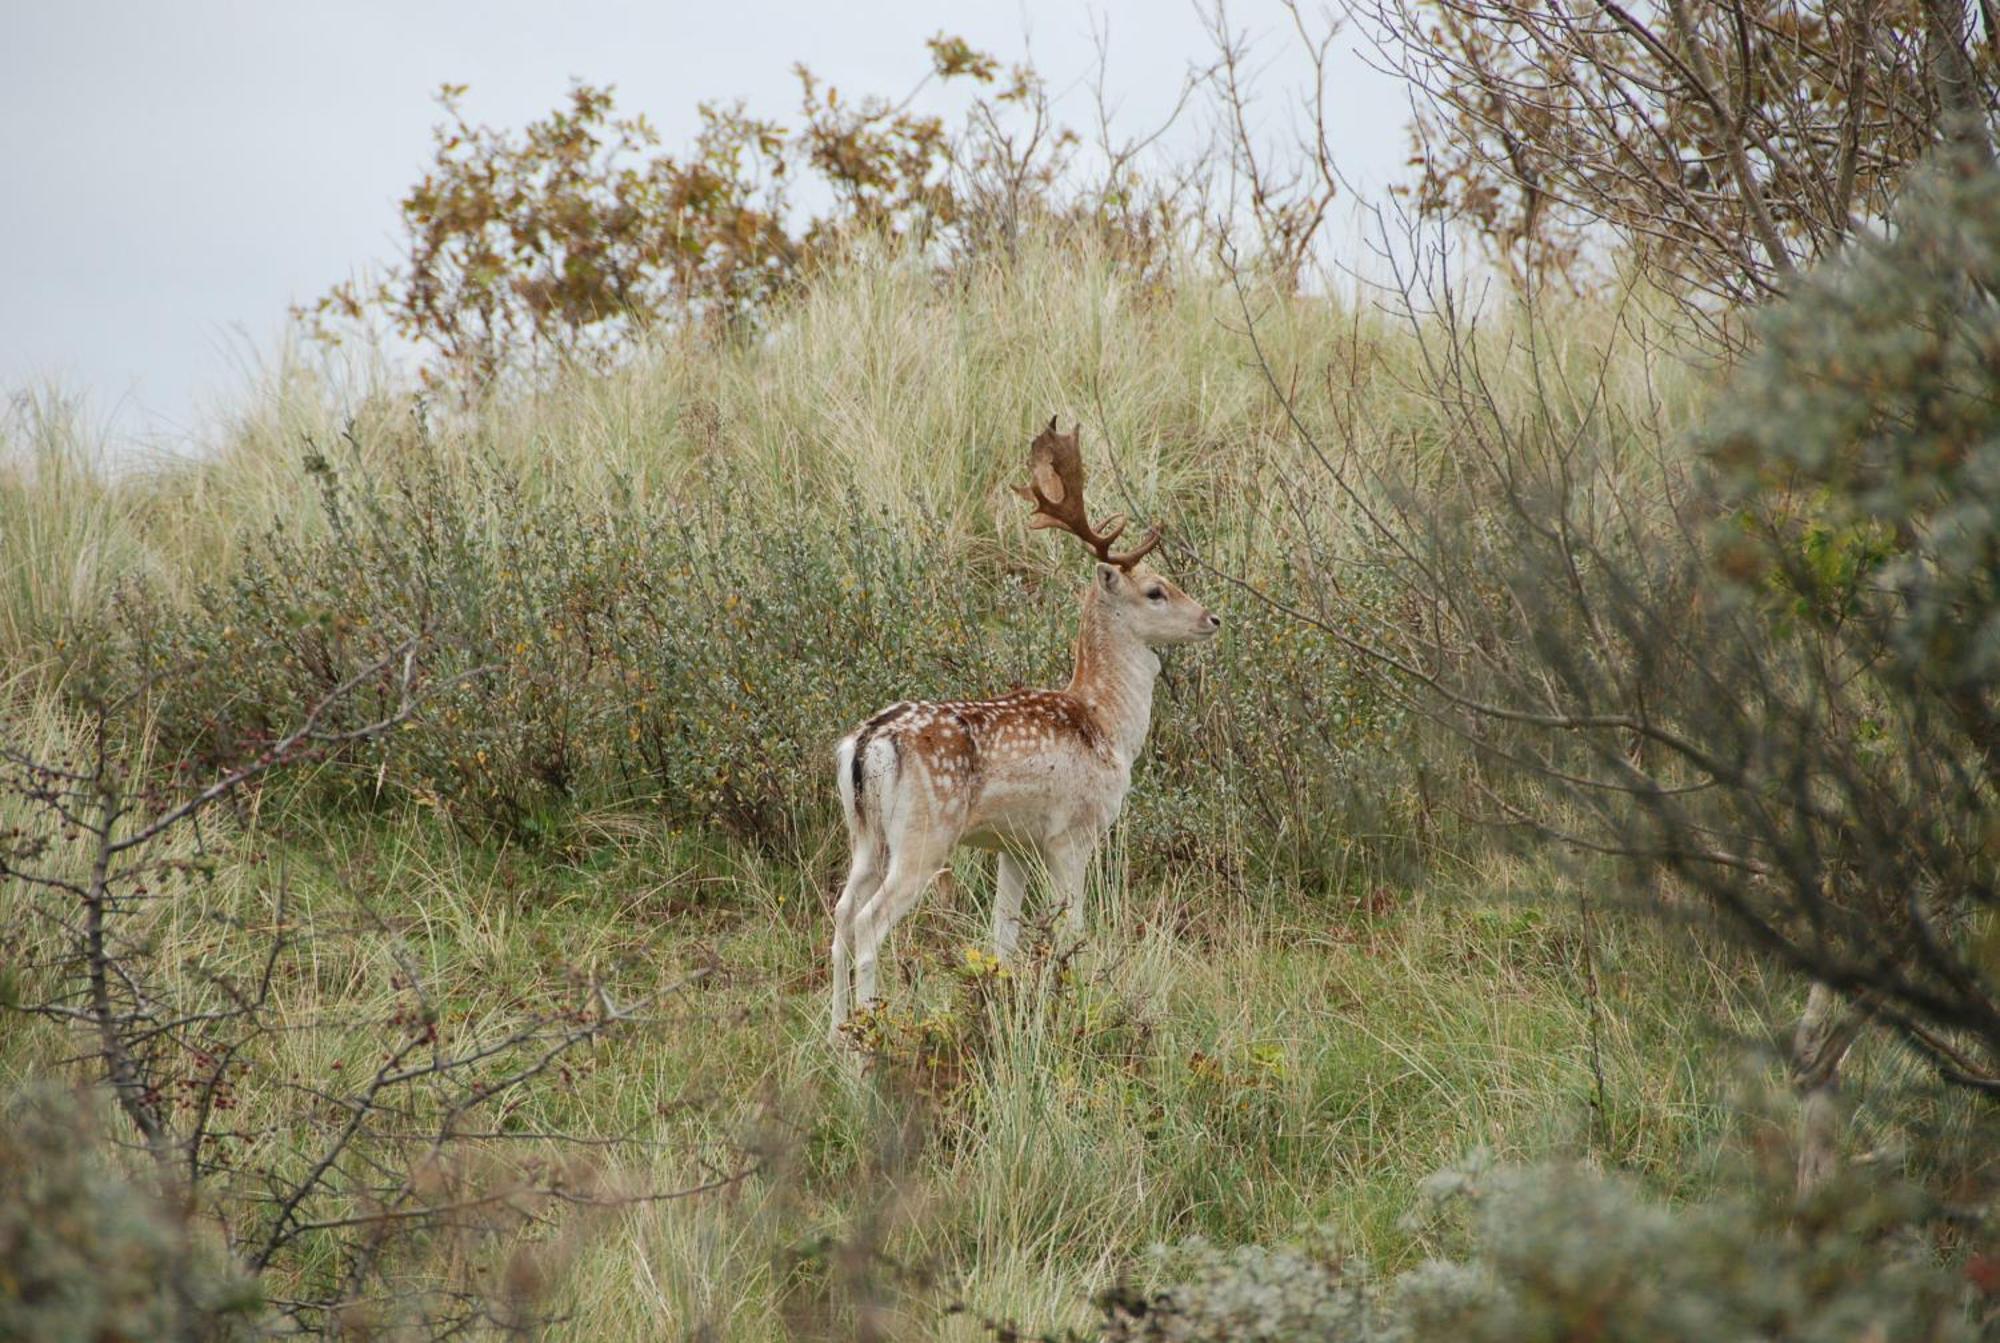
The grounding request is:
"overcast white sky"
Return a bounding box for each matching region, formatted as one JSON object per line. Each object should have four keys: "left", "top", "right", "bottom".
{"left": 2, "top": 1, "right": 1407, "bottom": 453}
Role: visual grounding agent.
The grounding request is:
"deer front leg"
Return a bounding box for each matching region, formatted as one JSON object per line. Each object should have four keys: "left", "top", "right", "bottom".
{"left": 992, "top": 852, "right": 1027, "bottom": 963}
{"left": 1046, "top": 835, "right": 1094, "bottom": 938}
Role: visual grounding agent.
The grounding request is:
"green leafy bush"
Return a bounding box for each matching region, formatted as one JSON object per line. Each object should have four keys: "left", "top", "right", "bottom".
{"left": 99, "top": 430, "right": 1403, "bottom": 886}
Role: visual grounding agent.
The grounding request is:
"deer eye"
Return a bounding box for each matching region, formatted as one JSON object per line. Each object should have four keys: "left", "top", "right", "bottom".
{"left": 1146, "top": 586, "right": 1166, "bottom": 601}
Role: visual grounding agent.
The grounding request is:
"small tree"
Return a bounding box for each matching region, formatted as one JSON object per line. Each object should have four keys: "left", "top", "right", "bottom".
{"left": 1359, "top": 0, "right": 1997, "bottom": 325}
{"left": 1230, "top": 149, "right": 2000, "bottom": 1119}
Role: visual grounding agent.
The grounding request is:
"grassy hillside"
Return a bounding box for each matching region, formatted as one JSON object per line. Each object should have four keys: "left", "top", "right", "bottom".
{"left": 0, "top": 239, "right": 1979, "bottom": 1338}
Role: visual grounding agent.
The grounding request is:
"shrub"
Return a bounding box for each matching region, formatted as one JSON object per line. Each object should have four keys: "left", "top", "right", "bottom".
{"left": 1099, "top": 1153, "right": 1984, "bottom": 1341}
{"left": 102, "top": 427, "right": 1404, "bottom": 887}
{"left": 1097, "top": 1235, "right": 1390, "bottom": 1342}
{"left": 0, "top": 1088, "right": 263, "bottom": 1342}
{"left": 1397, "top": 1156, "right": 1982, "bottom": 1341}
{"left": 300, "top": 39, "right": 1010, "bottom": 384}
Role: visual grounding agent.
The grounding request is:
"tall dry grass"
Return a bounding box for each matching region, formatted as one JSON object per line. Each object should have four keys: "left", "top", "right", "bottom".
{"left": 0, "top": 234, "right": 1708, "bottom": 661}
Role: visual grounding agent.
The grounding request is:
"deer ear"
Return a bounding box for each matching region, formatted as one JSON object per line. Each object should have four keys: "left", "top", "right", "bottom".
{"left": 1097, "top": 562, "right": 1122, "bottom": 593}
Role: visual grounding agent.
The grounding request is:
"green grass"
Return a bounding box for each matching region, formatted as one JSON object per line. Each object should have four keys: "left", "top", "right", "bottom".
{"left": 0, "top": 776, "right": 1799, "bottom": 1336}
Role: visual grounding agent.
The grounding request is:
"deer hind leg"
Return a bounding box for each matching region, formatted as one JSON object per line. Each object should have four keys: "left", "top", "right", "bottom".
{"left": 852, "top": 832, "right": 954, "bottom": 1013}
{"left": 830, "top": 844, "right": 885, "bottom": 1038}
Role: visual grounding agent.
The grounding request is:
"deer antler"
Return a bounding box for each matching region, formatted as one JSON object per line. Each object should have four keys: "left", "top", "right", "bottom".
{"left": 1014, "top": 417, "right": 1162, "bottom": 571}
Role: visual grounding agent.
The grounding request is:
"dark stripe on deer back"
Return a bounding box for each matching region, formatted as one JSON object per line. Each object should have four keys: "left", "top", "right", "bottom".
{"left": 850, "top": 702, "right": 917, "bottom": 825}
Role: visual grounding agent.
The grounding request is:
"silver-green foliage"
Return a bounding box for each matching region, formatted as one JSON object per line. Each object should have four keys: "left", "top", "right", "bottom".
{"left": 1402, "top": 1163, "right": 1974, "bottom": 1341}
{"left": 1098, "top": 1236, "right": 1393, "bottom": 1342}
{"left": 1107, "top": 1156, "right": 1979, "bottom": 1342}
{"left": 0, "top": 1089, "right": 262, "bottom": 1342}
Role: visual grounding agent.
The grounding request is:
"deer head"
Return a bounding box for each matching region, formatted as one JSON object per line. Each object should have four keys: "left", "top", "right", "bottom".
{"left": 1014, "top": 418, "right": 1162, "bottom": 571}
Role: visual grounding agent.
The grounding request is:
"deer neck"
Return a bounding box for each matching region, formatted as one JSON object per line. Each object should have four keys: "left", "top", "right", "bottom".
{"left": 1064, "top": 589, "right": 1160, "bottom": 763}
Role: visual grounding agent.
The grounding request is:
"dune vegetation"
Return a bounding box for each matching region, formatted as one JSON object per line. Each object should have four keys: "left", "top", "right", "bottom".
{"left": 4, "top": 16, "right": 1998, "bottom": 1341}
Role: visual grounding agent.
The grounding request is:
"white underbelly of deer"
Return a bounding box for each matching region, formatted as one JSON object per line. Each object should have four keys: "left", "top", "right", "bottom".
{"left": 960, "top": 753, "right": 1128, "bottom": 849}
{"left": 827, "top": 419, "right": 1222, "bottom": 1040}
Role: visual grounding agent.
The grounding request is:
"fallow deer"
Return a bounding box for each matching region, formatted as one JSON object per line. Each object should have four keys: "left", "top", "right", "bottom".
{"left": 828, "top": 418, "right": 1221, "bottom": 1037}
